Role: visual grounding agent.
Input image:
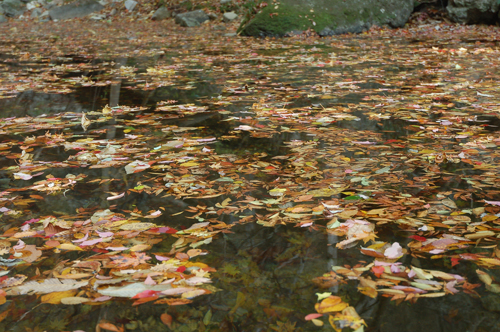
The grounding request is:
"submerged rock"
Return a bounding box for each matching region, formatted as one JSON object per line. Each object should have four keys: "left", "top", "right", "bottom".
{"left": 174, "top": 9, "right": 209, "bottom": 27}
{"left": 447, "top": 0, "right": 499, "bottom": 24}
{"left": 49, "top": 0, "right": 104, "bottom": 20}
{"left": 239, "top": 0, "right": 413, "bottom": 37}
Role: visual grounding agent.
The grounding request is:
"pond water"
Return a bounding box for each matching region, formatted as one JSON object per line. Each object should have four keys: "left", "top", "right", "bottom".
{"left": 0, "top": 23, "right": 500, "bottom": 332}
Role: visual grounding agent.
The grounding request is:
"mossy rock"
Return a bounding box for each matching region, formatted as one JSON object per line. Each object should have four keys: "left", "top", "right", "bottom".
{"left": 239, "top": 0, "right": 413, "bottom": 37}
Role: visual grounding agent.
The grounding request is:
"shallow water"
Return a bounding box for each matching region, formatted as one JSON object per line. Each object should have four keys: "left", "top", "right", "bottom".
{"left": 0, "top": 30, "right": 500, "bottom": 332}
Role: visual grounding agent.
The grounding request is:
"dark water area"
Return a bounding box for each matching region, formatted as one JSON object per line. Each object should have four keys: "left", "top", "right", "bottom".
{"left": 0, "top": 33, "right": 500, "bottom": 332}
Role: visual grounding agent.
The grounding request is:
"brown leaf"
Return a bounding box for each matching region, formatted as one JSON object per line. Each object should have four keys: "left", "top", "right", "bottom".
{"left": 160, "top": 313, "right": 173, "bottom": 328}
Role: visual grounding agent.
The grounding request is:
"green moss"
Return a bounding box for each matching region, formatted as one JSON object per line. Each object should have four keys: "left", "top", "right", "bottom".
{"left": 240, "top": 6, "right": 312, "bottom": 36}
{"left": 239, "top": 0, "right": 412, "bottom": 37}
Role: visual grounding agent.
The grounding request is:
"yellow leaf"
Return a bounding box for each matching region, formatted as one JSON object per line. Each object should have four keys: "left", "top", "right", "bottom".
{"left": 180, "top": 161, "right": 199, "bottom": 167}
{"left": 477, "top": 270, "right": 492, "bottom": 285}
{"left": 56, "top": 273, "right": 93, "bottom": 279}
{"left": 465, "top": 231, "right": 495, "bottom": 239}
{"left": 316, "top": 292, "right": 332, "bottom": 301}
{"left": 81, "top": 113, "right": 91, "bottom": 131}
{"left": 315, "top": 296, "right": 349, "bottom": 314}
{"left": 130, "top": 244, "right": 151, "bottom": 252}
{"left": 41, "top": 290, "right": 78, "bottom": 304}
{"left": 57, "top": 243, "right": 83, "bottom": 251}
{"left": 312, "top": 318, "right": 324, "bottom": 326}
{"left": 358, "top": 286, "right": 377, "bottom": 298}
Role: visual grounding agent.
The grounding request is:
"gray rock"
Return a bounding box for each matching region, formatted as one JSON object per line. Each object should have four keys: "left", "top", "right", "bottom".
{"left": 152, "top": 6, "right": 170, "bottom": 20}
{"left": 89, "top": 13, "right": 105, "bottom": 19}
{"left": 43, "top": 0, "right": 62, "bottom": 10}
{"left": 124, "top": 0, "right": 136, "bottom": 11}
{"left": 207, "top": 12, "right": 217, "bottom": 20}
{"left": 49, "top": 0, "right": 104, "bottom": 20}
{"left": 223, "top": 11, "right": 237, "bottom": 22}
{"left": 0, "top": 0, "right": 26, "bottom": 17}
{"left": 447, "top": 0, "right": 499, "bottom": 24}
{"left": 0, "top": 14, "right": 6, "bottom": 22}
{"left": 239, "top": 0, "right": 413, "bottom": 37}
{"left": 30, "top": 6, "right": 42, "bottom": 17}
{"left": 220, "top": 0, "right": 231, "bottom": 4}
{"left": 174, "top": 9, "right": 209, "bottom": 27}
{"left": 109, "top": 7, "right": 116, "bottom": 15}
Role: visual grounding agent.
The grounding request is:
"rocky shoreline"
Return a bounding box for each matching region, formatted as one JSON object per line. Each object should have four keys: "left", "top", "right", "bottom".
{"left": 0, "top": 0, "right": 499, "bottom": 37}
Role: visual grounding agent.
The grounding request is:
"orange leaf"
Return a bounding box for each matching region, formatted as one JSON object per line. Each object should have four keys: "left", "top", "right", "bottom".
{"left": 160, "top": 313, "right": 173, "bottom": 328}
{"left": 132, "top": 295, "right": 158, "bottom": 306}
{"left": 372, "top": 266, "right": 385, "bottom": 278}
{"left": 98, "top": 321, "right": 123, "bottom": 332}
{"left": 0, "top": 309, "right": 9, "bottom": 323}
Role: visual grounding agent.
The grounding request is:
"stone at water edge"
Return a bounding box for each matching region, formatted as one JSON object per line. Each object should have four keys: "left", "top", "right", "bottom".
{"left": 447, "top": 0, "right": 499, "bottom": 24}
{"left": 124, "top": 0, "right": 137, "bottom": 12}
{"left": 49, "top": 0, "right": 104, "bottom": 20}
{"left": 31, "top": 7, "right": 43, "bottom": 18}
{"left": 223, "top": 11, "right": 237, "bottom": 22}
{"left": 174, "top": 9, "right": 209, "bottom": 27}
{"left": 239, "top": 0, "right": 413, "bottom": 37}
{"left": 152, "top": 6, "right": 171, "bottom": 20}
{"left": 0, "top": 0, "right": 26, "bottom": 17}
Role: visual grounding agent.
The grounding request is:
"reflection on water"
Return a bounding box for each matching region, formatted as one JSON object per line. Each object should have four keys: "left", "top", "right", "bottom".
{"left": 0, "top": 32, "right": 500, "bottom": 332}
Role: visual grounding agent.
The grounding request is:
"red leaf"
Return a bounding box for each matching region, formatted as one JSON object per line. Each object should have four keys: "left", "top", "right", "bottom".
{"left": 132, "top": 294, "right": 158, "bottom": 306}
{"left": 132, "top": 290, "right": 159, "bottom": 299}
{"left": 372, "top": 266, "right": 385, "bottom": 278}
{"left": 451, "top": 257, "right": 460, "bottom": 267}
{"left": 409, "top": 235, "right": 427, "bottom": 242}
{"left": 176, "top": 266, "right": 186, "bottom": 273}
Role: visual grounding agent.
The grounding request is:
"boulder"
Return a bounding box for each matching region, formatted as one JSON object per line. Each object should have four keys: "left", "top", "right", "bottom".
{"left": 49, "top": 0, "right": 104, "bottom": 20}
{"left": 223, "top": 11, "right": 237, "bottom": 22}
{"left": 152, "top": 5, "right": 170, "bottom": 20}
{"left": 239, "top": 0, "right": 413, "bottom": 37}
{"left": 174, "top": 9, "right": 209, "bottom": 27}
{"left": 447, "top": 0, "right": 499, "bottom": 24}
{"left": 1, "top": 0, "right": 26, "bottom": 17}
{"left": 0, "top": 13, "right": 6, "bottom": 22}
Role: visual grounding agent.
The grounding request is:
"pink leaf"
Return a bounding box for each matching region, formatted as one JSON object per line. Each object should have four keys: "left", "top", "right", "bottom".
{"left": 485, "top": 200, "right": 500, "bottom": 206}
{"left": 13, "top": 239, "right": 26, "bottom": 250}
{"left": 305, "top": 313, "right": 323, "bottom": 321}
{"left": 384, "top": 242, "right": 403, "bottom": 259}
{"left": 144, "top": 275, "right": 156, "bottom": 285}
